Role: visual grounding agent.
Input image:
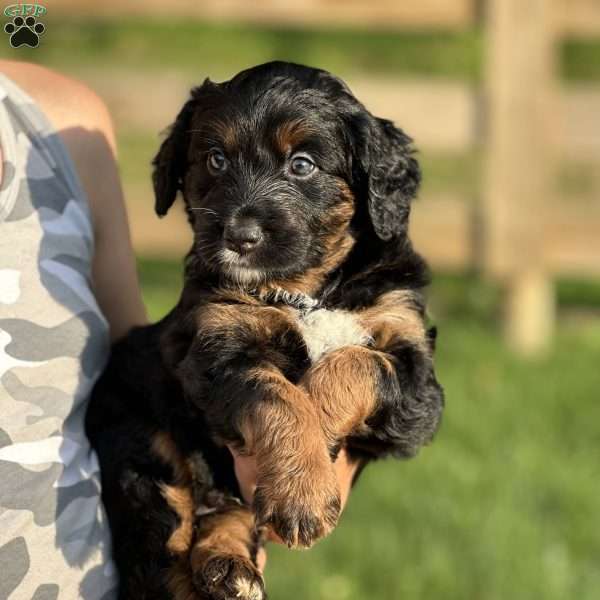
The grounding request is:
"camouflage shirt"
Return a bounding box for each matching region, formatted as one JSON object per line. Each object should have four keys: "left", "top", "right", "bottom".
{"left": 0, "top": 73, "right": 117, "bottom": 599}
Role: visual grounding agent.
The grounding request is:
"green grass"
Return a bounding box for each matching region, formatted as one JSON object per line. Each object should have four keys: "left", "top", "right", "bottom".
{"left": 117, "top": 131, "right": 157, "bottom": 185}
{"left": 138, "top": 258, "right": 600, "bottom": 600}
{"left": 563, "top": 37, "right": 600, "bottom": 82}
{"left": 3, "top": 18, "right": 600, "bottom": 82}
{"left": 558, "top": 277, "right": 600, "bottom": 310}
{"left": 1, "top": 19, "right": 483, "bottom": 81}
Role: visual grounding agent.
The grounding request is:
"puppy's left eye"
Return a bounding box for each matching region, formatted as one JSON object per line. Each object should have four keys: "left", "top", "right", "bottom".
{"left": 290, "top": 154, "right": 316, "bottom": 177}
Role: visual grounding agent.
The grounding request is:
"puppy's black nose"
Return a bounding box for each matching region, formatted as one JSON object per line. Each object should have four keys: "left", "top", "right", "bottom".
{"left": 223, "top": 217, "right": 263, "bottom": 254}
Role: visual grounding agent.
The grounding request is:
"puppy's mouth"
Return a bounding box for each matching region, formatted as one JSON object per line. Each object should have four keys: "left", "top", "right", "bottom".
{"left": 217, "top": 247, "right": 267, "bottom": 285}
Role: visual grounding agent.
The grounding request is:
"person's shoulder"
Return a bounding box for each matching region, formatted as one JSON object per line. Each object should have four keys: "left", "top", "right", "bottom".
{"left": 0, "top": 60, "right": 116, "bottom": 152}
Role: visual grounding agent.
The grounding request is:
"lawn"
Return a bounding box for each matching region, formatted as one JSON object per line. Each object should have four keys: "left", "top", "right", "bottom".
{"left": 138, "top": 258, "right": 600, "bottom": 600}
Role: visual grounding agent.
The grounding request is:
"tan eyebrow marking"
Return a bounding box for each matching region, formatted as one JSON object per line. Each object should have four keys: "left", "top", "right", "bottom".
{"left": 274, "top": 119, "right": 314, "bottom": 154}
{"left": 210, "top": 119, "right": 238, "bottom": 152}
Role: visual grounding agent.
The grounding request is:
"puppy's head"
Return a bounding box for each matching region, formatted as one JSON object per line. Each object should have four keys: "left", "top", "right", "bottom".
{"left": 153, "top": 61, "right": 420, "bottom": 286}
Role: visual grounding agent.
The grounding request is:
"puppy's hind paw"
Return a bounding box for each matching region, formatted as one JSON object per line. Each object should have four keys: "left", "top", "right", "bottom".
{"left": 193, "top": 554, "right": 265, "bottom": 600}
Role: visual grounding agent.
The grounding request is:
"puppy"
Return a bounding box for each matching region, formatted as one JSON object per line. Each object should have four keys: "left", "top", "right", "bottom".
{"left": 86, "top": 61, "right": 444, "bottom": 600}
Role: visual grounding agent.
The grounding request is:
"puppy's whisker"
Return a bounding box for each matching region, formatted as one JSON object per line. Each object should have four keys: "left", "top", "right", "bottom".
{"left": 194, "top": 239, "right": 221, "bottom": 260}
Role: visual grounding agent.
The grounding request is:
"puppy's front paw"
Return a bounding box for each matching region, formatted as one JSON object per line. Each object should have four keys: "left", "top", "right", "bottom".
{"left": 193, "top": 553, "right": 265, "bottom": 600}
{"left": 254, "top": 467, "right": 341, "bottom": 548}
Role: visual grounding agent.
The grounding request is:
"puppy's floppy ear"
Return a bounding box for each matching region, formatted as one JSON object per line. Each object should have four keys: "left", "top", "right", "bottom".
{"left": 152, "top": 98, "right": 196, "bottom": 217}
{"left": 352, "top": 115, "right": 421, "bottom": 241}
{"left": 366, "top": 118, "right": 421, "bottom": 241}
{"left": 152, "top": 78, "right": 218, "bottom": 217}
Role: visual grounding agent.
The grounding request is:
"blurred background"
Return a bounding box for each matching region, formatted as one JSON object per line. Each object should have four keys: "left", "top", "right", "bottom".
{"left": 2, "top": 1, "right": 599, "bottom": 598}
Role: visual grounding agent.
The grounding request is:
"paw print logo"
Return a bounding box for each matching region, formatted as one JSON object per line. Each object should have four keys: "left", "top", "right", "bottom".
{"left": 4, "top": 15, "right": 45, "bottom": 48}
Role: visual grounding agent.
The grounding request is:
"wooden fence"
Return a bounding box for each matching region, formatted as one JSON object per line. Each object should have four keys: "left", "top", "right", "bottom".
{"left": 51, "top": 0, "right": 600, "bottom": 354}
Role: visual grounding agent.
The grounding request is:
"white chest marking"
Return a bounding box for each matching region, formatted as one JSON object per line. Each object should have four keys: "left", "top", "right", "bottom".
{"left": 296, "top": 308, "right": 372, "bottom": 363}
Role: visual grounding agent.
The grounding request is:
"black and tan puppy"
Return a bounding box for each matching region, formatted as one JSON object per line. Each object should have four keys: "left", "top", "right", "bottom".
{"left": 86, "top": 61, "right": 444, "bottom": 600}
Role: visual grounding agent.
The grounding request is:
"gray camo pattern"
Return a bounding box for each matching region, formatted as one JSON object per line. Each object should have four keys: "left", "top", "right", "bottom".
{"left": 0, "top": 73, "right": 117, "bottom": 599}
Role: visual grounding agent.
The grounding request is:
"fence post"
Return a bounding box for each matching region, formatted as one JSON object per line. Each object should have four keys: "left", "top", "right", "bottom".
{"left": 483, "top": 0, "right": 559, "bottom": 355}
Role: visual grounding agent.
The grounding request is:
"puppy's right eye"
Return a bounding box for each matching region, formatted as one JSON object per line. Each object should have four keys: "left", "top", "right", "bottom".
{"left": 290, "top": 154, "right": 316, "bottom": 177}
{"left": 207, "top": 150, "right": 227, "bottom": 175}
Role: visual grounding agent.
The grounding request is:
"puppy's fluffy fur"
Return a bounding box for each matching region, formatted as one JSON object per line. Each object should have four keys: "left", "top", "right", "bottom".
{"left": 86, "top": 61, "right": 444, "bottom": 600}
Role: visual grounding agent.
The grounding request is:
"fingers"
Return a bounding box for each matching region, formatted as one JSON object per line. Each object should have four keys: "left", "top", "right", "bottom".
{"left": 228, "top": 445, "right": 258, "bottom": 505}
{"left": 333, "top": 447, "right": 361, "bottom": 509}
{"left": 256, "top": 547, "right": 267, "bottom": 572}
